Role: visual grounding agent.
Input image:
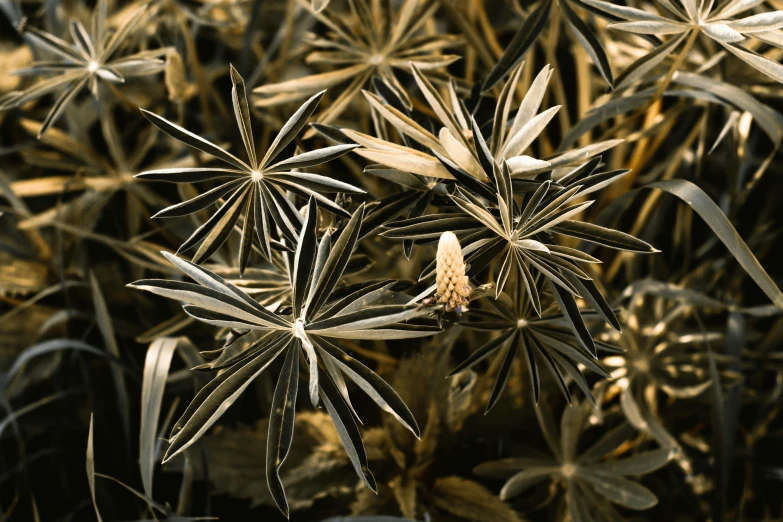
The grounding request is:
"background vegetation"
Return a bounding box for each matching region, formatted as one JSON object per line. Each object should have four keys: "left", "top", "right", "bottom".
{"left": 1, "top": 0, "right": 783, "bottom": 520}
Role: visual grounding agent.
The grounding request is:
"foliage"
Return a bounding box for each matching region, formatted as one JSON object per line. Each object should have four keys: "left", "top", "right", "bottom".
{"left": 1, "top": 0, "right": 783, "bottom": 520}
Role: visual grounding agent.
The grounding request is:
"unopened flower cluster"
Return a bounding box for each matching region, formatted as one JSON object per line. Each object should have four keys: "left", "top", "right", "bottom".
{"left": 434, "top": 232, "right": 471, "bottom": 313}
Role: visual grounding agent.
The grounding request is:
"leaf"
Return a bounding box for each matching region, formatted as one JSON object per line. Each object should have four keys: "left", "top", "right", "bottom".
{"left": 267, "top": 144, "right": 360, "bottom": 172}
{"left": 261, "top": 90, "right": 326, "bottom": 168}
{"left": 319, "top": 369, "right": 377, "bottom": 493}
{"left": 382, "top": 214, "right": 482, "bottom": 240}
{"left": 681, "top": 0, "right": 699, "bottom": 21}
{"left": 139, "top": 338, "right": 179, "bottom": 498}
{"left": 615, "top": 32, "right": 687, "bottom": 89}
{"left": 270, "top": 172, "right": 364, "bottom": 195}
{"left": 293, "top": 198, "right": 318, "bottom": 317}
{"left": 579, "top": 471, "right": 659, "bottom": 509}
{"left": 38, "top": 76, "right": 90, "bottom": 138}
{"left": 565, "top": 274, "right": 621, "bottom": 331}
{"left": 136, "top": 167, "right": 245, "bottom": 183}
{"left": 26, "top": 26, "right": 83, "bottom": 60}
{"left": 593, "top": 448, "right": 674, "bottom": 475}
{"left": 534, "top": 400, "right": 563, "bottom": 460}
{"left": 449, "top": 328, "right": 516, "bottom": 375}
{"left": 163, "top": 339, "right": 289, "bottom": 462}
{"left": 230, "top": 64, "right": 257, "bottom": 168}
{"left": 131, "top": 251, "right": 290, "bottom": 329}
{"left": 2, "top": 339, "right": 126, "bottom": 389}
{"left": 191, "top": 186, "right": 251, "bottom": 264}
{"left": 503, "top": 106, "right": 561, "bottom": 158}
{"left": 701, "top": 23, "right": 744, "bottom": 42}
{"left": 362, "top": 90, "right": 443, "bottom": 153}
{"left": 561, "top": 0, "right": 614, "bottom": 86}
{"left": 354, "top": 149, "right": 452, "bottom": 179}
{"left": 580, "top": 0, "right": 672, "bottom": 22}
{"left": 432, "top": 476, "right": 524, "bottom": 522}
{"left": 410, "top": 64, "right": 465, "bottom": 147}
{"left": 311, "top": 0, "right": 330, "bottom": 13}
{"left": 551, "top": 283, "right": 596, "bottom": 355}
{"left": 86, "top": 414, "right": 104, "bottom": 522}
{"left": 483, "top": 0, "right": 552, "bottom": 91}
{"left": 720, "top": 42, "right": 783, "bottom": 84}
{"left": 266, "top": 345, "right": 300, "bottom": 518}
{"left": 314, "top": 338, "right": 420, "bottom": 437}
{"left": 728, "top": 11, "right": 783, "bottom": 33}
{"left": 552, "top": 220, "right": 657, "bottom": 252}
{"left": 499, "top": 467, "right": 555, "bottom": 500}
{"left": 486, "top": 331, "right": 520, "bottom": 412}
{"left": 141, "top": 109, "right": 250, "bottom": 171}
{"left": 90, "top": 272, "right": 130, "bottom": 451}
{"left": 152, "top": 179, "right": 247, "bottom": 218}
{"left": 309, "top": 305, "right": 427, "bottom": 333}
{"left": 643, "top": 180, "right": 783, "bottom": 308}
{"left": 130, "top": 278, "right": 281, "bottom": 330}
{"left": 305, "top": 204, "right": 365, "bottom": 317}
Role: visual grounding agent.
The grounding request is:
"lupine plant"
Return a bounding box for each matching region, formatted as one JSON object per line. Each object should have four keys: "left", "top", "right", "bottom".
{"left": 1, "top": 0, "right": 782, "bottom": 521}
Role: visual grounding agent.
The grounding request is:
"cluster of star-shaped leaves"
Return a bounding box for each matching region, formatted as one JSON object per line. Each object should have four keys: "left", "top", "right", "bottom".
{"left": 475, "top": 400, "right": 674, "bottom": 522}
{"left": 451, "top": 272, "right": 625, "bottom": 411}
{"left": 383, "top": 154, "right": 658, "bottom": 337}
{"left": 328, "top": 63, "right": 657, "bottom": 308}
{"left": 584, "top": 0, "right": 783, "bottom": 86}
{"left": 371, "top": 63, "right": 657, "bottom": 303}
{"left": 137, "top": 66, "right": 364, "bottom": 274}
{"left": 13, "top": 106, "right": 177, "bottom": 238}
{"left": 596, "top": 283, "right": 741, "bottom": 451}
{"left": 253, "top": 0, "right": 460, "bottom": 127}
{"left": 0, "top": 0, "right": 167, "bottom": 137}
{"left": 324, "top": 61, "right": 660, "bottom": 405}
{"left": 130, "top": 198, "right": 441, "bottom": 517}
{"left": 343, "top": 63, "right": 625, "bottom": 186}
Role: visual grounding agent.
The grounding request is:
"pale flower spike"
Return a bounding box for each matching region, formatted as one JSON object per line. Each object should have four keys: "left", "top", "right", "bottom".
{"left": 433, "top": 231, "right": 471, "bottom": 313}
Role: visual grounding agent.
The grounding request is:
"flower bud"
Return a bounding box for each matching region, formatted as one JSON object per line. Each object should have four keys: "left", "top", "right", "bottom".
{"left": 434, "top": 231, "right": 471, "bottom": 313}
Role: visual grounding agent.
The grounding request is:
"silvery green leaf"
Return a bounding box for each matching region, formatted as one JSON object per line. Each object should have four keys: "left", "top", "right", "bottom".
{"left": 615, "top": 33, "right": 688, "bottom": 89}
{"left": 593, "top": 448, "right": 675, "bottom": 475}
{"left": 292, "top": 198, "right": 318, "bottom": 317}
{"left": 163, "top": 339, "right": 288, "bottom": 462}
{"left": 305, "top": 203, "right": 365, "bottom": 317}
{"left": 230, "top": 64, "right": 257, "bottom": 168}
{"left": 720, "top": 41, "right": 783, "bottom": 83}
{"left": 267, "top": 144, "right": 360, "bottom": 172}
{"left": 714, "top": 0, "right": 766, "bottom": 19}
{"left": 728, "top": 11, "right": 783, "bottom": 32}
{"left": 319, "top": 371, "right": 377, "bottom": 492}
{"left": 266, "top": 345, "right": 300, "bottom": 517}
{"left": 482, "top": 0, "right": 551, "bottom": 91}
{"left": 580, "top": 0, "right": 673, "bottom": 22}
{"left": 579, "top": 471, "right": 659, "bottom": 509}
{"left": 314, "top": 338, "right": 420, "bottom": 437}
{"left": 701, "top": 22, "right": 744, "bottom": 42}
{"left": 502, "top": 105, "right": 561, "bottom": 157}
{"left": 261, "top": 90, "right": 326, "bottom": 168}
{"left": 141, "top": 109, "right": 251, "bottom": 171}
{"left": 608, "top": 21, "right": 689, "bottom": 35}
{"left": 681, "top": 0, "right": 700, "bottom": 21}
{"left": 561, "top": 0, "right": 614, "bottom": 86}
{"left": 498, "top": 468, "right": 555, "bottom": 500}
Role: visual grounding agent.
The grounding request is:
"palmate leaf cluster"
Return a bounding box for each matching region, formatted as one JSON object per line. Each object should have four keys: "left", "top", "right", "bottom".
{"left": 131, "top": 199, "right": 441, "bottom": 515}
{"left": 1, "top": 0, "right": 783, "bottom": 521}
{"left": 1, "top": 0, "right": 167, "bottom": 137}
{"left": 138, "top": 66, "right": 364, "bottom": 272}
